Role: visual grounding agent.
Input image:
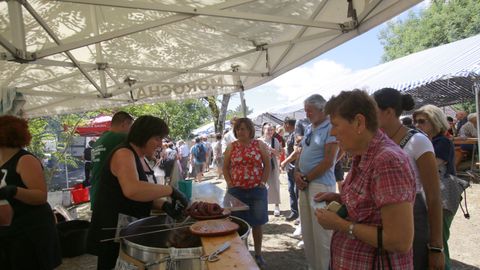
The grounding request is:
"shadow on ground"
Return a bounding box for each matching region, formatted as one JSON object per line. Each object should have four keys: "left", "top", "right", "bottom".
{"left": 451, "top": 259, "right": 480, "bottom": 270}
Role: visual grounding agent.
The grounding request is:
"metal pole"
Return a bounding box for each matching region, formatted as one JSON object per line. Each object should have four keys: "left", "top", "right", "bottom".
{"left": 475, "top": 78, "right": 480, "bottom": 167}
{"left": 65, "top": 160, "right": 69, "bottom": 189}
{"left": 232, "top": 65, "right": 247, "bottom": 117}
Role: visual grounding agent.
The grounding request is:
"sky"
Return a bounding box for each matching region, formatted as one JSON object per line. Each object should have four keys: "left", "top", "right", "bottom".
{"left": 228, "top": 1, "right": 429, "bottom": 115}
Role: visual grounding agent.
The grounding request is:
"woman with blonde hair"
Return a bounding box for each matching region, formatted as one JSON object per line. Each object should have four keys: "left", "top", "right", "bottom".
{"left": 413, "top": 105, "right": 456, "bottom": 270}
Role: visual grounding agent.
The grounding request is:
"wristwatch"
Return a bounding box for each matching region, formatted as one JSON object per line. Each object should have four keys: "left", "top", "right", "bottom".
{"left": 427, "top": 243, "right": 444, "bottom": 253}
{"left": 348, "top": 222, "right": 356, "bottom": 239}
{"left": 301, "top": 175, "right": 308, "bottom": 183}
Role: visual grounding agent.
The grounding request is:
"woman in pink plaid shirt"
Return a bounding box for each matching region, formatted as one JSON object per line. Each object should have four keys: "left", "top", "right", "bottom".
{"left": 314, "top": 90, "right": 416, "bottom": 270}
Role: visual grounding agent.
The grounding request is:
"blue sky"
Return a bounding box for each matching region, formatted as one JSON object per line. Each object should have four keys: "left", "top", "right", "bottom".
{"left": 229, "top": 2, "right": 428, "bottom": 114}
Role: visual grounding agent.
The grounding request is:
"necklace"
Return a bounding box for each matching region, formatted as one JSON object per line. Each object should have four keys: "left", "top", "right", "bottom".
{"left": 390, "top": 124, "right": 403, "bottom": 139}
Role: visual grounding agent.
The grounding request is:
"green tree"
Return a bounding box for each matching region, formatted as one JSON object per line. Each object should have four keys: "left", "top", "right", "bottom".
{"left": 227, "top": 104, "right": 253, "bottom": 119}
{"left": 123, "top": 99, "right": 210, "bottom": 139}
{"left": 28, "top": 117, "right": 54, "bottom": 159}
{"left": 379, "top": 0, "right": 480, "bottom": 62}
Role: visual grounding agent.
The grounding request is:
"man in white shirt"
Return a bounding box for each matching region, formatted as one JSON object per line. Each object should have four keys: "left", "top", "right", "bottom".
{"left": 221, "top": 117, "right": 238, "bottom": 153}
{"left": 177, "top": 140, "right": 190, "bottom": 179}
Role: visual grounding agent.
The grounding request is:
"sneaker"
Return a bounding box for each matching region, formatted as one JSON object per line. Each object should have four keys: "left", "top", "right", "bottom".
{"left": 254, "top": 255, "right": 267, "bottom": 269}
{"left": 294, "top": 218, "right": 300, "bottom": 225}
{"left": 285, "top": 212, "right": 299, "bottom": 221}
{"left": 297, "top": 240, "right": 304, "bottom": 248}
{"left": 293, "top": 225, "right": 302, "bottom": 237}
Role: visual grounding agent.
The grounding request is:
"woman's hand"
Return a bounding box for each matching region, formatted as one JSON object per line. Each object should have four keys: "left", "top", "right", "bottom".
{"left": 315, "top": 208, "right": 345, "bottom": 230}
{"left": 314, "top": 192, "right": 341, "bottom": 204}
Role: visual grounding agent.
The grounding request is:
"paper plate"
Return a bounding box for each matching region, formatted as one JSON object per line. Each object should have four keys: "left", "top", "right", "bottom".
{"left": 189, "top": 219, "right": 239, "bottom": 237}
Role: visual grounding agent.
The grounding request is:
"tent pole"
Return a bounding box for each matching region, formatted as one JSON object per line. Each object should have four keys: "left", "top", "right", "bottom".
{"left": 232, "top": 65, "right": 247, "bottom": 117}
{"left": 7, "top": 0, "right": 26, "bottom": 53}
{"left": 475, "top": 78, "right": 480, "bottom": 166}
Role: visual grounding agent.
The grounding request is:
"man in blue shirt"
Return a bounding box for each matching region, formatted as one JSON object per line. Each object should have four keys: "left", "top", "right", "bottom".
{"left": 190, "top": 137, "right": 207, "bottom": 182}
{"left": 294, "top": 94, "right": 338, "bottom": 270}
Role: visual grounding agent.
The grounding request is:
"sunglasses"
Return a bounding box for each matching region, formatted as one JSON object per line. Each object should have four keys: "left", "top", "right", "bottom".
{"left": 304, "top": 130, "right": 312, "bottom": 146}
{"left": 414, "top": 118, "right": 429, "bottom": 125}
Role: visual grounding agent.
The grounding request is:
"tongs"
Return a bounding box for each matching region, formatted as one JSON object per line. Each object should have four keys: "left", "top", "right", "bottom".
{"left": 200, "top": 241, "right": 231, "bottom": 262}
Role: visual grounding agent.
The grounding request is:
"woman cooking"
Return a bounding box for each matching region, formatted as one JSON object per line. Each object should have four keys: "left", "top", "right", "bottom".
{"left": 87, "top": 115, "right": 188, "bottom": 269}
{"left": 0, "top": 115, "right": 62, "bottom": 270}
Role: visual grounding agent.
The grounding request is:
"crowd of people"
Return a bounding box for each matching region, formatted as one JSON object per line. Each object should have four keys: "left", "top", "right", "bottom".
{"left": 0, "top": 87, "right": 476, "bottom": 269}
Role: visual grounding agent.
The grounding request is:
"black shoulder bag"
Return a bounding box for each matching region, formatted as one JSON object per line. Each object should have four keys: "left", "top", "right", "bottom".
{"left": 270, "top": 137, "right": 275, "bottom": 169}
{"left": 372, "top": 226, "right": 392, "bottom": 270}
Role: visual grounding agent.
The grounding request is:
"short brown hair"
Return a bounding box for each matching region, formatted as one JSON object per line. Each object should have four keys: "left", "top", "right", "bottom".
{"left": 233, "top": 118, "right": 255, "bottom": 139}
{"left": 0, "top": 115, "right": 32, "bottom": 147}
{"left": 325, "top": 89, "right": 378, "bottom": 132}
{"left": 127, "top": 115, "right": 169, "bottom": 147}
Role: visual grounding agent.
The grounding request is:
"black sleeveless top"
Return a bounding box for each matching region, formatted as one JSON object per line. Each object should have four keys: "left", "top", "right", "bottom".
{"left": 0, "top": 149, "right": 61, "bottom": 269}
{"left": 87, "top": 143, "right": 153, "bottom": 251}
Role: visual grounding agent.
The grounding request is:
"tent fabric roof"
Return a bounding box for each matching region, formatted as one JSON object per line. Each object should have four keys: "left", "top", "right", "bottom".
{"left": 325, "top": 33, "right": 480, "bottom": 106}
{"left": 0, "top": 0, "right": 421, "bottom": 117}
{"left": 267, "top": 33, "right": 480, "bottom": 115}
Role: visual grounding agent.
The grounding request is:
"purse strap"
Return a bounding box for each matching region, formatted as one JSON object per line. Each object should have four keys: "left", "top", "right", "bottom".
{"left": 372, "top": 226, "right": 393, "bottom": 270}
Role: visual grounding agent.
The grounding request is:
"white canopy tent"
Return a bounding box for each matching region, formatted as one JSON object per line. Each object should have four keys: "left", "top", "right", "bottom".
{"left": 0, "top": 0, "right": 421, "bottom": 117}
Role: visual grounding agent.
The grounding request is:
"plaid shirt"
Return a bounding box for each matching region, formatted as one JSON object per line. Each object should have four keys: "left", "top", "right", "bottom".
{"left": 331, "top": 131, "right": 416, "bottom": 270}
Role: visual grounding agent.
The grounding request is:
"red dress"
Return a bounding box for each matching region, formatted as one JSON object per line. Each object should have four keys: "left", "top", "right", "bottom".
{"left": 230, "top": 140, "right": 264, "bottom": 188}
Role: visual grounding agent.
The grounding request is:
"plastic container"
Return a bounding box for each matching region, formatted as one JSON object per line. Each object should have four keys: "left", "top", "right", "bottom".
{"left": 177, "top": 179, "right": 192, "bottom": 200}
{"left": 71, "top": 187, "right": 90, "bottom": 205}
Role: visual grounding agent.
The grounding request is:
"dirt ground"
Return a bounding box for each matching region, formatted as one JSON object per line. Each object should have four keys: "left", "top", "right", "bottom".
{"left": 56, "top": 171, "right": 480, "bottom": 270}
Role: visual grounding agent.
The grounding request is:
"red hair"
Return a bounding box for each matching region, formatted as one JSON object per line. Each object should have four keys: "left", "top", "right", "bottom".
{"left": 0, "top": 115, "right": 32, "bottom": 147}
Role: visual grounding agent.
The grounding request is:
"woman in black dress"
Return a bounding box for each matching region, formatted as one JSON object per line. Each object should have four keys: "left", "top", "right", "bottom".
{"left": 87, "top": 115, "right": 188, "bottom": 269}
{"left": 0, "top": 115, "right": 62, "bottom": 270}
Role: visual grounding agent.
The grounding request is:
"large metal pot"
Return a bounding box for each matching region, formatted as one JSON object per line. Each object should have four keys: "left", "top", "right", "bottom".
{"left": 119, "top": 215, "right": 251, "bottom": 270}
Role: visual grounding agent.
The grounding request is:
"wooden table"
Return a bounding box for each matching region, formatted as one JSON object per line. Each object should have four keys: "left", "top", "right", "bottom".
{"left": 191, "top": 182, "right": 249, "bottom": 212}
{"left": 201, "top": 232, "right": 259, "bottom": 270}
{"left": 453, "top": 137, "right": 478, "bottom": 145}
{"left": 192, "top": 182, "right": 255, "bottom": 269}
{"left": 453, "top": 137, "right": 478, "bottom": 172}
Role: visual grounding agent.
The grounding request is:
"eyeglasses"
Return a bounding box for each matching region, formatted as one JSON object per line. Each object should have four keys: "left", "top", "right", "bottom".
{"left": 304, "top": 129, "right": 312, "bottom": 146}
{"left": 414, "top": 118, "right": 428, "bottom": 125}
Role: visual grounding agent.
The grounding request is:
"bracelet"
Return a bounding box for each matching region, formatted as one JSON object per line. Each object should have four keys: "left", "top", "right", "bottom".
{"left": 348, "top": 222, "right": 356, "bottom": 239}
{"left": 427, "top": 243, "right": 444, "bottom": 253}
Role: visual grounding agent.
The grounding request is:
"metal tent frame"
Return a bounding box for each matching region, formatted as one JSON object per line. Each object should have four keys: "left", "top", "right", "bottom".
{"left": 0, "top": 0, "right": 421, "bottom": 117}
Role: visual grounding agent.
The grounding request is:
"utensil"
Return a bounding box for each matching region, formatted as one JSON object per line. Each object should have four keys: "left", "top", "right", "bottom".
{"left": 200, "top": 241, "right": 231, "bottom": 262}
{"left": 101, "top": 225, "right": 191, "bottom": 242}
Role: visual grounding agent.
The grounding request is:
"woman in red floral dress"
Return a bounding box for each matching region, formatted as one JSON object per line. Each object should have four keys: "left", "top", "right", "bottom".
{"left": 223, "top": 118, "right": 271, "bottom": 268}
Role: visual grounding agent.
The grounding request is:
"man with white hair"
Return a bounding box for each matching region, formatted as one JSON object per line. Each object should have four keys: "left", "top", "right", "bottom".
{"left": 455, "top": 112, "right": 478, "bottom": 169}
{"left": 294, "top": 94, "right": 338, "bottom": 270}
{"left": 455, "top": 110, "right": 468, "bottom": 136}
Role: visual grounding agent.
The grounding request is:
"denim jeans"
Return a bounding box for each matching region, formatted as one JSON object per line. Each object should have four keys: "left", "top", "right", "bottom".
{"left": 287, "top": 167, "right": 299, "bottom": 216}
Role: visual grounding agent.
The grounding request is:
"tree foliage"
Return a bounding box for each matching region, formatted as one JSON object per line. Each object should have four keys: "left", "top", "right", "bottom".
{"left": 122, "top": 99, "right": 210, "bottom": 140}
{"left": 379, "top": 0, "right": 480, "bottom": 62}
{"left": 227, "top": 104, "right": 253, "bottom": 119}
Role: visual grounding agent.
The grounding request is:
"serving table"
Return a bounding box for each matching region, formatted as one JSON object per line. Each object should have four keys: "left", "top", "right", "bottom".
{"left": 190, "top": 182, "right": 256, "bottom": 270}
{"left": 191, "top": 182, "right": 249, "bottom": 212}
